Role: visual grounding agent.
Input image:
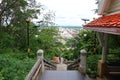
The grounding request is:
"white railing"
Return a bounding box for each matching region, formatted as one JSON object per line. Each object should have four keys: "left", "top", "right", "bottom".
{"left": 25, "top": 49, "right": 57, "bottom": 80}
{"left": 67, "top": 49, "right": 87, "bottom": 75}
{"left": 25, "top": 49, "right": 44, "bottom": 80}
{"left": 25, "top": 58, "right": 43, "bottom": 80}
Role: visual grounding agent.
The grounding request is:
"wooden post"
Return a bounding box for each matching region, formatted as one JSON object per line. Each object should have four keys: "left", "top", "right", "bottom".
{"left": 37, "top": 49, "right": 44, "bottom": 72}
{"left": 98, "top": 33, "right": 108, "bottom": 62}
{"left": 98, "top": 60, "right": 108, "bottom": 77}
{"left": 98, "top": 33, "right": 108, "bottom": 77}
{"left": 102, "top": 34, "right": 108, "bottom": 62}
{"left": 79, "top": 49, "right": 87, "bottom": 74}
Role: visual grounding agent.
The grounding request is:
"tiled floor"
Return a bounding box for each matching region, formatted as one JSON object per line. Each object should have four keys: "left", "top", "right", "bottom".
{"left": 39, "top": 70, "right": 87, "bottom": 80}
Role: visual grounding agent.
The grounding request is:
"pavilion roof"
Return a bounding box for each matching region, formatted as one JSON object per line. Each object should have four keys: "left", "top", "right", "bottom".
{"left": 84, "top": 13, "right": 120, "bottom": 35}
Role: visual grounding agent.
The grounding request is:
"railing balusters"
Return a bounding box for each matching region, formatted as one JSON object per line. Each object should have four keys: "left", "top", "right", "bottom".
{"left": 43, "top": 59, "right": 56, "bottom": 69}
{"left": 25, "top": 49, "right": 44, "bottom": 80}
{"left": 67, "top": 58, "right": 81, "bottom": 70}
{"left": 25, "top": 49, "right": 57, "bottom": 80}
{"left": 67, "top": 49, "right": 87, "bottom": 75}
{"left": 25, "top": 58, "right": 42, "bottom": 80}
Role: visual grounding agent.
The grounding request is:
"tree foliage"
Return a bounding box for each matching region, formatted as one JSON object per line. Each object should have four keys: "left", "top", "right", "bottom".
{"left": 66, "top": 30, "right": 101, "bottom": 59}
{"left": 32, "top": 27, "right": 63, "bottom": 59}
{"left": 0, "top": 0, "right": 56, "bottom": 52}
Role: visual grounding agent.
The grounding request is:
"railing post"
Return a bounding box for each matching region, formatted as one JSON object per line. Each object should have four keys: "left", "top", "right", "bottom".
{"left": 37, "top": 49, "right": 44, "bottom": 72}
{"left": 79, "top": 49, "right": 87, "bottom": 74}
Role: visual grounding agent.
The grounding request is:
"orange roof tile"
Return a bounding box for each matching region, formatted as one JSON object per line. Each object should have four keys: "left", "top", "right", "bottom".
{"left": 85, "top": 13, "right": 120, "bottom": 27}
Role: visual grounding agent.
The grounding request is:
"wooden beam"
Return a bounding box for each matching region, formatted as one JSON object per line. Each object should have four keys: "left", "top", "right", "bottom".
{"left": 98, "top": 32, "right": 105, "bottom": 46}
{"left": 84, "top": 27, "right": 120, "bottom": 35}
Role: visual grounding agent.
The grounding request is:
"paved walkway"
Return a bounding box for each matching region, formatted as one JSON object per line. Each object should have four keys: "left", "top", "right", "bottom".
{"left": 56, "top": 64, "right": 67, "bottom": 70}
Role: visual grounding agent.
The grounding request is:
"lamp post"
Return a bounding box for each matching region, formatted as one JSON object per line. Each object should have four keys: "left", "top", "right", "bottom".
{"left": 37, "top": 21, "right": 43, "bottom": 27}
{"left": 81, "top": 18, "right": 89, "bottom": 24}
{"left": 26, "top": 18, "right": 30, "bottom": 57}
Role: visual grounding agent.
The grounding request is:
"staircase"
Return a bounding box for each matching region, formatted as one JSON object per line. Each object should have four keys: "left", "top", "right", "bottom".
{"left": 25, "top": 49, "right": 87, "bottom": 80}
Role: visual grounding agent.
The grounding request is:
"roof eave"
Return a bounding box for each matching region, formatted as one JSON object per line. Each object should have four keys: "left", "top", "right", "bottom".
{"left": 84, "top": 27, "right": 120, "bottom": 35}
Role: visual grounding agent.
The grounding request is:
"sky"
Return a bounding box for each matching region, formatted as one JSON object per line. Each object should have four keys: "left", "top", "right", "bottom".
{"left": 36, "top": 0, "right": 99, "bottom": 26}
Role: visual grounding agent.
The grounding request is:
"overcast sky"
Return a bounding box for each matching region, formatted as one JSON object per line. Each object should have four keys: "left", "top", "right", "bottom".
{"left": 37, "top": 0, "right": 99, "bottom": 26}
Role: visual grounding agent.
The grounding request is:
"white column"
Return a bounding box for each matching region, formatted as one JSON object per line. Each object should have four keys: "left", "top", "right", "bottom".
{"left": 37, "top": 49, "right": 44, "bottom": 72}
{"left": 80, "top": 49, "right": 87, "bottom": 74}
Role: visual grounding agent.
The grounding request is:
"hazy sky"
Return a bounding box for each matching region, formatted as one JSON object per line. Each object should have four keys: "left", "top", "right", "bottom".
{"left": 37, "top": 0, "right": 98, "bottom": 26}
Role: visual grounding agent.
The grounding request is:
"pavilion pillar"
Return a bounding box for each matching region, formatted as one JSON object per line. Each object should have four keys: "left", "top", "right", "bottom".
{"left": 98, "top": 33, "right": 109, "bottom": 77}
{"left": 98, "top": 33, "right": 108, "bottom": 62}
{"left": 102, "top": 33, "right": 108, "bottom": 62}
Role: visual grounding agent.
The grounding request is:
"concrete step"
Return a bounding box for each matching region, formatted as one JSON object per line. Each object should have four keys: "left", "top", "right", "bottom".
{"left": 56, "top": 64, "right": 67, "bottom": 70}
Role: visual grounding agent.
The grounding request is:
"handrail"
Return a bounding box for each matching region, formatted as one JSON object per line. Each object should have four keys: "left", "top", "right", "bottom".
{"left": 107, "top": 61, "right": 120, "bottom": 75}
{"left": 25, "top": 57, "right": 42, "bottom": 80}
{"left": 25, "top": 49, "right": 57, "bottom": 80}
{"left": 64, "top": 61, "right": 74, "bottom": 65}
{"left": 67, "top": 49, "right": 87, "bottom": 74}
{"left": 43, "top": 58, "right": 56, "bottom": 70}
{"left": 67, "top": 58, "right": 81, "bottom": 70}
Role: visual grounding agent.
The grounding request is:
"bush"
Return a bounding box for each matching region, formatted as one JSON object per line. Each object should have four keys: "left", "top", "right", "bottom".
{"left": 87, "top": 55, "right": 101, "bottom": 78}
{"left": 0, "top": 71, "right": 4, "bottom": 80}
{"left": 0, "top": 32, "right": 14, "bottom": 54}
{"left": 0, "top": 53, "right": 36, "bottom": 80}
{"left": 107, "top": 54, "right": 120, "bottom": 62}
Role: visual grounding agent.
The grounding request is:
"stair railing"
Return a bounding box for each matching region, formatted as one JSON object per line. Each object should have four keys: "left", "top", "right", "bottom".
{"left": 43, "top": 58, "right": 56, "bottom": 70}
{"left": 25, "top": 49, "right": 57, "bottom": 80}
{"left": 67, "top": 58, "right": 81, "bottom": 70}
{"left": 67, "top": 49, "right": 87, "bottom": 75}
{"left": 25, "top": 49, "right": 44, "bottom": 80}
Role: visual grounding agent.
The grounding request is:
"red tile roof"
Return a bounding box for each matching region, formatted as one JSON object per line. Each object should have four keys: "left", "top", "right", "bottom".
{"left": 85, "top": 13, "right": 120, "bottom": 27}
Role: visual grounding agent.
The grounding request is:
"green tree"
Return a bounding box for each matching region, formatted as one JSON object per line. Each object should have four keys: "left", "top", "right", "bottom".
{"left": 0, "top": 0, "right": 57, "bottom": 57}
{"left": 29, "top": 27, "right": 63, "bottom": 59}
{"left": 94, "top": 0, "right": 99, "bottom": 13}
{"left": 66, "top": 30, "right": 101, "bottom": 59}
{"left": 0, "top": 0, "right": 47, "bottom": 52}
{"left": 108, "top": 35, "right": 120, "bottom": 61}
{"left": 42, "top": 10, "right": 55, "bottom": 27}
